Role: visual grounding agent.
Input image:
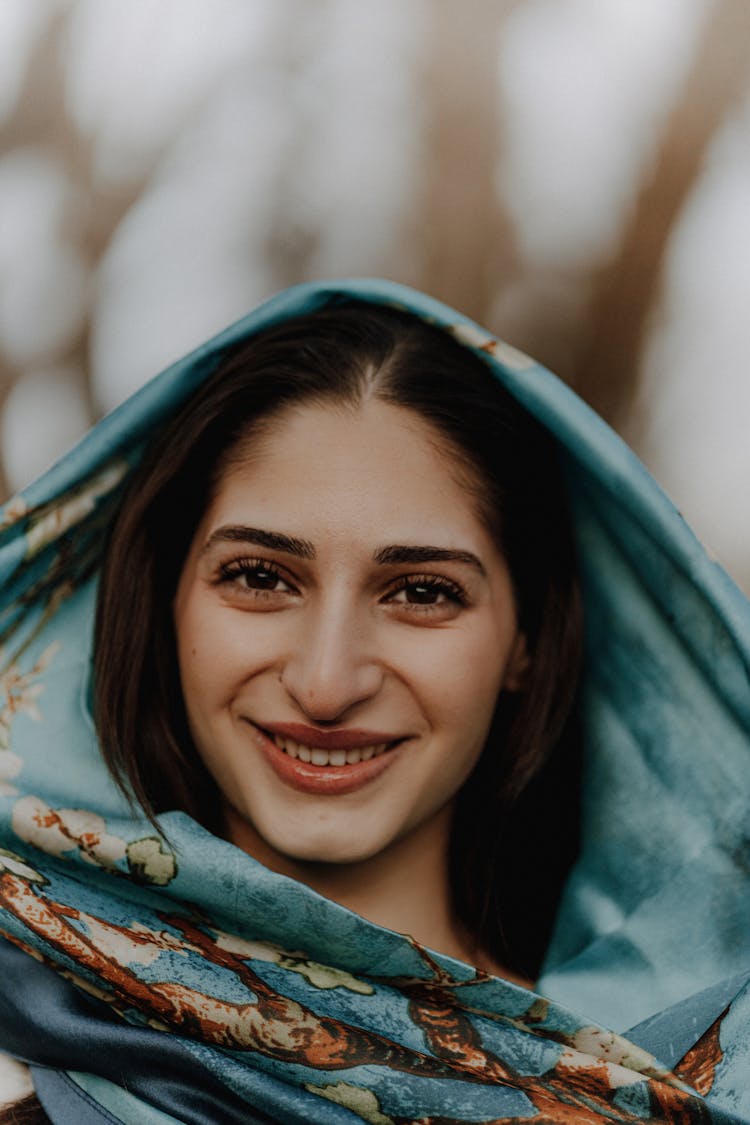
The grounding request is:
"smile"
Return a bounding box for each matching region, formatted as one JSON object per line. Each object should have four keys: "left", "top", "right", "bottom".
{"left": 270, "top": 735, "right": 389, "bottom": 766}
{"left": 248, "top": 722, "right": 405, "bottom": 796}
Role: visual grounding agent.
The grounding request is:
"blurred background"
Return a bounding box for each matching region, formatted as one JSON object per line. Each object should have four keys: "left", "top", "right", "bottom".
{"left": 0, "top": 0, "right": 748, "bottom": 587}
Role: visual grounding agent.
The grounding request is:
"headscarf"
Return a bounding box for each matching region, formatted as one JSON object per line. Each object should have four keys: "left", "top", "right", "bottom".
{"left": 1, "top": 279, "right": 749, "bottom": 1124}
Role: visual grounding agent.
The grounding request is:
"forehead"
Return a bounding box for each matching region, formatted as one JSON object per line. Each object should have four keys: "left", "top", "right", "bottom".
{"left": 203, "top": 399, "right": 488, "bottom": 545}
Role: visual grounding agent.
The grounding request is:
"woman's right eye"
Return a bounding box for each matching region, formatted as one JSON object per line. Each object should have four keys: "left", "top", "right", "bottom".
{"left": 240, "top": 564, "right": 287, "bottom": 591}
{"left": 216, "top": 559, "right": 295, "bottom": 596}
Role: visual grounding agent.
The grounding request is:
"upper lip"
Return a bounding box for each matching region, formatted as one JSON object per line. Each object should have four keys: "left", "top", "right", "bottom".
{"left": 256, "top": 721, "right": 403, "bottom": 751}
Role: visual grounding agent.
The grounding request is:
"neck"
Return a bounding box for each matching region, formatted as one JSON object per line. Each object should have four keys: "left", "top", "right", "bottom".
{"left": 223, "top": 803, "right": 532, "bottom": 987}
{"left": 225, "top": 803, "right": 456, "bottom": 941}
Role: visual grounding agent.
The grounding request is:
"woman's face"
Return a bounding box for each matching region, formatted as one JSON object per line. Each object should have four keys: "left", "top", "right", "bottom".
{"left": 174, "top": 398, "right": 527, "bottom": 867}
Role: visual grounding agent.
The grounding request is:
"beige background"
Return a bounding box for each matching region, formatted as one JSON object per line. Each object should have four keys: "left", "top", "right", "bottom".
{"left": 1, "top": 0, "right": 749, "bottom": 587}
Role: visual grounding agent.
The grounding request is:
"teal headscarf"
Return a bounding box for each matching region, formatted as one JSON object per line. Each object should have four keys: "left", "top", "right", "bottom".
{"left": 1, "top": 280, "right": 749, "bottom": 1123}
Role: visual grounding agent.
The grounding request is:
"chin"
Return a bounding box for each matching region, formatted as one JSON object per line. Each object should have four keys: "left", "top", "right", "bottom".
{"left": 224, "top": 797, "right": 399, "bottom": 870}
{"left": 265, "top": 824, "right": 388, "bottom": 868}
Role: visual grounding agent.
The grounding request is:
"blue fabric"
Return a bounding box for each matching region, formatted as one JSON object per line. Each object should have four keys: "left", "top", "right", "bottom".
{"left": 0, "top": 279, "right": 749, "bottom": 1122}
{"left": 0, "top": 941, "right": 272, "bottom": 1123}
{"left": 32, "top": 1068, "right": 124, "bottom": 1125}
{"left": 625, "top": 970, "right": 750, "bottom": 1068}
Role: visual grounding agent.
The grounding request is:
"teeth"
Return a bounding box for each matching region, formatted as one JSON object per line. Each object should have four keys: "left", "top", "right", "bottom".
{"left": 271, "top": 735, "right": 390, "bottom": 766}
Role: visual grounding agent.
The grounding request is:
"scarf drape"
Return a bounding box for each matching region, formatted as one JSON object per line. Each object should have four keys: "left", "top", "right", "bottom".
{"left": 1, "top": 279, "right": 749, "bottom": 1124}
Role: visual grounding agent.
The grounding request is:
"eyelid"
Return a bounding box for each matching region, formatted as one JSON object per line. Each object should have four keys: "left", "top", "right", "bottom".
{"left": 215, "top": 553, "right": 281, "bottom": 575}
{"left": 383, "top": 573, "right": 469, "bottom": 605}
{"left": 214, "top": 555, "right": 299, "bottom": 592}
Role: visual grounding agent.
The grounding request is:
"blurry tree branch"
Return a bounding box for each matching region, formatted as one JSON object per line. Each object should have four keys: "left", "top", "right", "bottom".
{"left": 420, "top": 0, "right": 523, "bottom": 323}
{"left": 574, "top": 0, "right": 750, "bottom": 430}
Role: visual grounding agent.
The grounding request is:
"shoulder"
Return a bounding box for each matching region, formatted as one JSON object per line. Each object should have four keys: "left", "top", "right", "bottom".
{"left": 0, "top": 1052, "right": 33, "bottom": 1107}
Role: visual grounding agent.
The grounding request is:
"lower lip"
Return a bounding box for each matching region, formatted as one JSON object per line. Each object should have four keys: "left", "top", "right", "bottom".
{"left": 248, "top": 724, "right": 403, "bottom": 795}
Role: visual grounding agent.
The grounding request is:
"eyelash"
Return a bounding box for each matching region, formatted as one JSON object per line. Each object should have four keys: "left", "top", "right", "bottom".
{"left": 214, "top": 558, "right": 468, "bottom": 612}
{"left": 216, "top": 557, "right": 293, "bottom": 595}
{"left": 384, "top": 573, "right": 468, "bottom": 610}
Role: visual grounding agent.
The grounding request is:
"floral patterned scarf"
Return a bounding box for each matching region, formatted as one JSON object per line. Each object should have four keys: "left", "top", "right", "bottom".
{"left": 1, "top": 280, "right": 750, "bottom": 1124}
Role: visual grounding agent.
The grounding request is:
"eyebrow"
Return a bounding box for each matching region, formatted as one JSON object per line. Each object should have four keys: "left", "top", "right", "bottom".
{"left": 203, "top": 526, "right": 315, "bottom": 558}
{"left": 373, "top": 544, "right": 486, "bottom": 575}
{"left": 203, "top": 526, "right": 485, "bottom": 575}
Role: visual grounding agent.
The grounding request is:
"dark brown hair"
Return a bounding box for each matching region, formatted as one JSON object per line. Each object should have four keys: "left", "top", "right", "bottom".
{"left": 94, "top": 302, "right": 582, "bottom": 977}
{"left": 0, "top": 1095, "right": 51, "bottom": 1124}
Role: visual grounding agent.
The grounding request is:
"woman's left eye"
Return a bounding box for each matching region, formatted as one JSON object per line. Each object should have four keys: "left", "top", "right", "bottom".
{"left": 385, "top": 577, "right": 467, "bottom": 610}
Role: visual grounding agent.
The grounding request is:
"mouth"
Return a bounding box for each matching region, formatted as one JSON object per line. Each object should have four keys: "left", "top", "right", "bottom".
{"left": 269, "top": 733, "right": 391, "bottom": 767}
{"left": 247, "top": 722, "right": 406, "bottom": 796}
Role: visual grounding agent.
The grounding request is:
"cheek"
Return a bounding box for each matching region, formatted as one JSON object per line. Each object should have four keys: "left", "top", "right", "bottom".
{"left": 399, "top": 617, "right": 513, "bottom": 725}
{"left": 174, "top": 596, "right": 240, "bottom": 710}
{"left": 174, "top": 594, "right": 283, "bottom": 721}
{"left": 449, "top": 638, "right": 510, "bottom": 726}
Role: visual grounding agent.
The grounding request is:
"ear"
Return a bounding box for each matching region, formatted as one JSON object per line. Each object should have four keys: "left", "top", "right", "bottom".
{"left": 502, "top": 631, "right": 530, "bottom": 693}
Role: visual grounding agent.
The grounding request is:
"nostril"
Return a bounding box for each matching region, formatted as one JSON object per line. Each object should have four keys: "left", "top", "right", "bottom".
{"left": 280, "top": 652, "right": 385, "bottom": 723}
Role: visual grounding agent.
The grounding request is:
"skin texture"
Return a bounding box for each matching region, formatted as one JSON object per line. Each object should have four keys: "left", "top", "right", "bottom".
{"left": 173, "top": 398, "right": 528, "bottom": 973}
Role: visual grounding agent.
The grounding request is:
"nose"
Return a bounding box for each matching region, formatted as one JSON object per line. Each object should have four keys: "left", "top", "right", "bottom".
{"left": 280, "top": 598, "right": 384, "bottom": 723}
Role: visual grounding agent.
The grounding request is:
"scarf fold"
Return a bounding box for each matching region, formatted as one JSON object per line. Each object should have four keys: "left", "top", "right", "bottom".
{"left": 1, "top": 279, "right": 749, "bottom": 1123}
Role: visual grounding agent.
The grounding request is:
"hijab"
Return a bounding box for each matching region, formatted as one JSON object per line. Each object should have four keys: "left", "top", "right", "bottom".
{"left": 1, "top": 279, "right": 749, "bottom": 1124}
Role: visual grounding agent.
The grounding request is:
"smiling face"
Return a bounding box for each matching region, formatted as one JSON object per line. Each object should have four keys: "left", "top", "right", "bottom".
{"left": 173, "top": 397, "right": 527, "bottom": 869}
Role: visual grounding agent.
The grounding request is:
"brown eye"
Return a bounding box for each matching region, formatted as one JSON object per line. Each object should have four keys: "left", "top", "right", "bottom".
{"left": 385, "top": 575, "right": 467, "bottom": 610}
{"left": 217, "top": 558, "right": 296, "bottom": 596}
{"left": 243, "top": 565, "right": 284, "bottom": 590}
{"left": 404, "top": 582, "right": 443, "bottom": 604}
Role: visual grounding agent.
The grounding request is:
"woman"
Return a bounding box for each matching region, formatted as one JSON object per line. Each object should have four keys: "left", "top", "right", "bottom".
{"left": 95, "top": 299, "right": 581, "bottom": 987}
{"left": 0, "top": 280, "right": 749, "bottom": 1123}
